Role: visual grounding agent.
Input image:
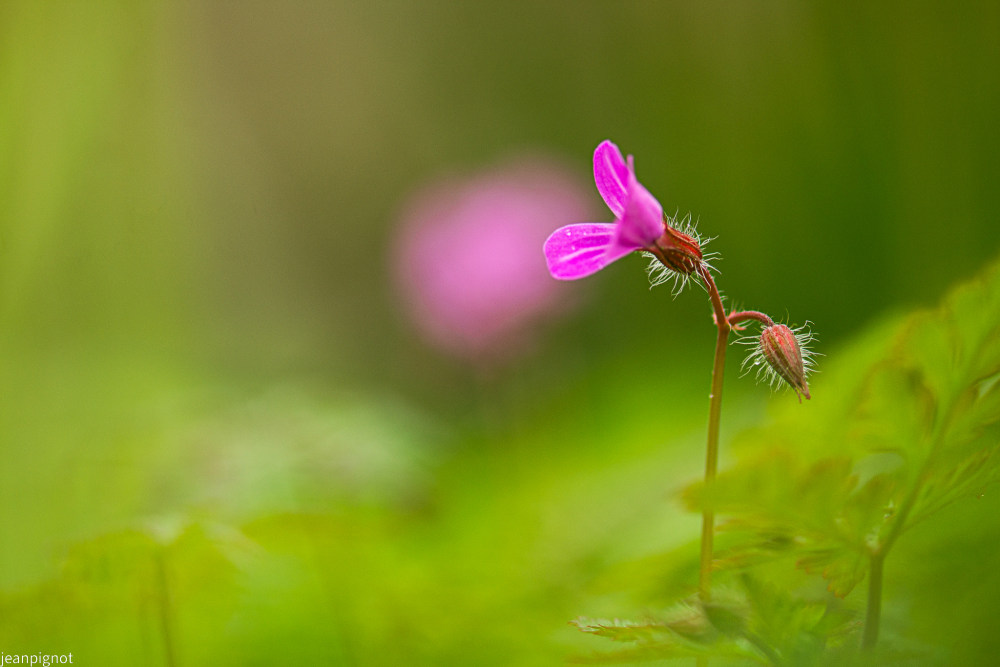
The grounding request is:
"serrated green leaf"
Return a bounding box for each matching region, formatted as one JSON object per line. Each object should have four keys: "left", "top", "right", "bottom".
{"left": 703, "top": 600, "right": 748, "bottom": 636}
{"left": 795, "top": 547, "right": 867, "bottom": 598}
{"left": 706, "top": 256, "right": 1000, "bottom": 606}
{"left": 571, "top": 618, "right": 674, "bottom": 643}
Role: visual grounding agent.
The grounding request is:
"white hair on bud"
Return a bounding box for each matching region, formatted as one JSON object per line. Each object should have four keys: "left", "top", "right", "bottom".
{"left": 738, "top": 321, "right": 821, "bottom": 394}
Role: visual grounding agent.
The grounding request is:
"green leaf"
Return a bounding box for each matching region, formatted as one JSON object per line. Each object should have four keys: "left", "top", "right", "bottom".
{"left": 700, "top": 256, "right": 1000, "bottom": 603}
{"left": 703, "top": 600, "right": 748, "bottom": 637}
{"left": 581, "top": 258, "right": 1000, "bottom": 662}
{"left": 572, "top": 603, "right": 712, "bottom": 645}
{"left": 568, "top": 644, "right": 694, "bottom": 664}
{"left": 569, "top": 611, "right": 760, "bottom": 664}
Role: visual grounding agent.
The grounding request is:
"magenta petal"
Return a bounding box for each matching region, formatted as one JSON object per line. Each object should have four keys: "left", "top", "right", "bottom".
{"left": 544, "top": 223, "right": 633, "bottom": 280}
{"left": 609, "top": 166, "right": 663, "bottom": 256}
{"left": 593, "top": 140, "right": 630, "bottom": 219}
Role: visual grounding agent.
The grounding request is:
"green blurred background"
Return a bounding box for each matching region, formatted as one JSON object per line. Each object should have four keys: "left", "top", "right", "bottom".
{"left": 1, "top": 1, "right": 998, "bottom": 664}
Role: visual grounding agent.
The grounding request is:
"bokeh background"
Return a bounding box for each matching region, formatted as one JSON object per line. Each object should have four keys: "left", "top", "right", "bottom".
{"left": 1, "top": 1, "right": 999, "bottom": 664}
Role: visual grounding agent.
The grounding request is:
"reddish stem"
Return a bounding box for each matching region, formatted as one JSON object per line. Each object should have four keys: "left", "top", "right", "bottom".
{"left": 727, "top": 310, "right": 774, "bottom": 328}
{"left": 697, "top": 265, "right": 729, "bottom": 606}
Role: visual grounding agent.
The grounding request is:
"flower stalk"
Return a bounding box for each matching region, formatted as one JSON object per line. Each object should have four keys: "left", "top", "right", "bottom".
{"left": 698, "top": 264, "right": 730, "bottom": 604}
{"left": 544, "top": 140, "right": 817, "bottom": 660}
{"left": 862, "top": 551, "right": 885, "bottom": 650}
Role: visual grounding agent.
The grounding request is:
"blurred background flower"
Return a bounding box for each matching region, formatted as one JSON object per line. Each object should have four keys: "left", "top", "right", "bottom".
{"left": 393, "top": 158, "right": 593, "bottom": 361}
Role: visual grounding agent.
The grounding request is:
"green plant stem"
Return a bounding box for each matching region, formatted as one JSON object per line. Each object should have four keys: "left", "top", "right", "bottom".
{"left": 155, "top": 548, "right": 177, "bottom": 667}
{"left": 862, "top": 398, "right": 960, "bottom": 649}
{"left": 862, "top": 552, "right": 885, "bottom": 650}
{"left": 698, "top": 266, "right": 730, "bottom": 604}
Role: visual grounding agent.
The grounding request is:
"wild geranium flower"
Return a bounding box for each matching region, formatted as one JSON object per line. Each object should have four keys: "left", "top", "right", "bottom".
{"left": 544, "top": 140, "right": 704, "bottom": 285}
{"left": 394, "top": 157, "right": 593, "bottom": 359}
{"left": 549, "top": 140, "right": 819, "bottom": 650}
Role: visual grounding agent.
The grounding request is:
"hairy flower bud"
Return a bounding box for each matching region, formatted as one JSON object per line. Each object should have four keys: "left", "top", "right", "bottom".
{"left": 650, "top": 223, "right": 703, "bottom": 276}
{"left": 642, "top": 213, "right": 718, "bottom": 294}
{"left": 759, "top": 324, "right": 812, "bottom": 401}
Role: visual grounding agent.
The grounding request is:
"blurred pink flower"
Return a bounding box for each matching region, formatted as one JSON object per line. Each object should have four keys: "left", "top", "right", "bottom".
{"left": 393, "top": 157, "right": 594, "bottom": 359}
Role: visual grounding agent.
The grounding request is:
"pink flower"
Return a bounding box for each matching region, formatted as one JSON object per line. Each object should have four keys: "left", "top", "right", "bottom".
{"left": 393, "top": 158, "right": 593, "bottom": 359}
{"left": 544, "top": 141, "right": 667, "bottom": 280}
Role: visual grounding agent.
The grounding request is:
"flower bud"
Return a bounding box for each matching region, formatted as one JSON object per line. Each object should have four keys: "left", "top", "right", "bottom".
{"left": 643, "top": 214, "right": 717, "bottom": 294}
{"left": 650, "top": 223, "right": 703, "bottom": 276}
{"left": 760, "top": 324, "right": 811, "bottom": 401}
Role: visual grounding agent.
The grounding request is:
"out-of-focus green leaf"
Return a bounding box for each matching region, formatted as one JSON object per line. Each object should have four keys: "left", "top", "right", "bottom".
{"left": 701, "top": 257, "right": 1000, "bottom": 597}
{"left": 570, "top": 605, "right": 762, "bottom": 664}
{"left": 572, "top": 617, "right": 678, "bottom": 643}
{"left": 581, "top": 261, "right": 1000, "bottom": 660}
{"left": 568, "top": 644, "right": 695, "bottom": 664}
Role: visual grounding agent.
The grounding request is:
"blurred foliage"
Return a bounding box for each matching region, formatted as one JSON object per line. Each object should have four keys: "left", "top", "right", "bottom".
{"left": 1, "top": 261, "right": 997, "bottom": 665}
{"left": 698, "top": 257, "right": 1000, "bottom": 593}
{"left": 2, "top": 1, "right": 1000, "bottom": 665}
{"left": 579, "top": 257, "right": 1000, "bottom": 665}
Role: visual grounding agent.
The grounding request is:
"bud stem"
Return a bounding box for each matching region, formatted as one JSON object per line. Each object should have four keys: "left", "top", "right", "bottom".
{"left": 727, "top": 310, "right": 774, "bottom": 328}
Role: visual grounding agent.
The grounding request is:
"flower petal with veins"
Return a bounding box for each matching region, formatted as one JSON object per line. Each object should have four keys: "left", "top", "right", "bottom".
{"left": 543, "top": 223, "right": 633, "bottom": 280}
{"left": 544, "top": 140, "right": 666, "bottom": 281}
{"left": 593, "top": 140, "right": 630, "bottom": 219}
{"left": 609, "top": 162, "right": 664, "bottom": 258}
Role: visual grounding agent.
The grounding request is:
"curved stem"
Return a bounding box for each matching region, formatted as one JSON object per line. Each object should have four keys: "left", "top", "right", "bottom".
{"left": 698, "top": 266, "right": 730, "bottom": 605}
{"left": 700, "top": 266, "right": 730, "bottom": 333}
{"left": 727, "top": 310, "right": 774, "bottom": 328}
